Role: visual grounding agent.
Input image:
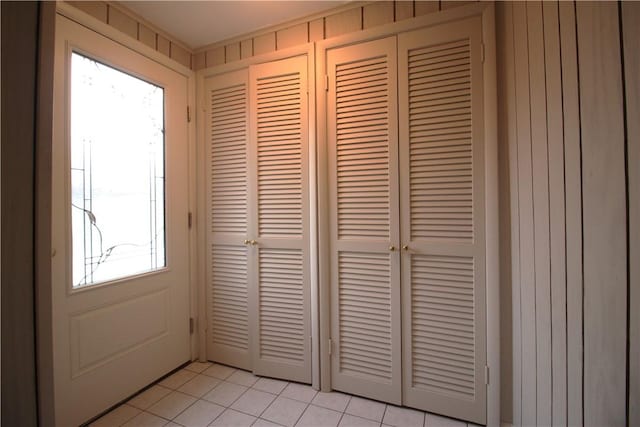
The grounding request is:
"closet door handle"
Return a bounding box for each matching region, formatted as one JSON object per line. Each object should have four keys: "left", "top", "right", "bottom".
{"left": 402, "top": 245, "right": 409, "bottom": 251}
{"left": 244, "top": 239, "right": 251, "bottom": 245}
{"left": 389, "top": 246, "right": 396, "bottom": 252}
{"left": 250, "top": 240, "right": 258, "bottom": 246}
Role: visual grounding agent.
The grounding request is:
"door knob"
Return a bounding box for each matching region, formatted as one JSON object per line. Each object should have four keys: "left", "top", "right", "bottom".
{"left": 389, "top": 246, "right": 396, "bottom": 251}
{"left": 244, "top": 239, "right": 250, "bottom": 245}
{"left": 250, "top": 240, "right": 257, "bottom": 246}
{"left": 402, "top": 245, "right": 409, "bottom": 251}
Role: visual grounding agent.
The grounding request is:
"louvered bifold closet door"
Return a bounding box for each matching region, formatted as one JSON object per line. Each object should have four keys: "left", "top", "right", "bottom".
{"left": 205, "top": 69, "right": 251, "bottom": 370}
{"left": 326, "top": 37, "right": 402, "bottom": 404}
{"left": 247, "top": 55, "right": 311, "bottom": 383}
{"left": 398, "top": 17, "right": 486, "bottom": 424}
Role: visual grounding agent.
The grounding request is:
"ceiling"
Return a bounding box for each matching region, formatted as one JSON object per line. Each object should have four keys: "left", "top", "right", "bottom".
{"left": 121, "top": 1, "right": 350, "bottom": 50}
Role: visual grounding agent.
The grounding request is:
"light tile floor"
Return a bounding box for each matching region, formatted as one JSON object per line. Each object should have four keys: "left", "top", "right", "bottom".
{"left": 90, "top": 362, "right": 477, "bottom": 427}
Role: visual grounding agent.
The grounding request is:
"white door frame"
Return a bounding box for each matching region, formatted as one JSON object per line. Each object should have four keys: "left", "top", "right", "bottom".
{"left": 37, "top": 3, "right": 197, "bottom": 424}
{"left": 196, "top": 43, "right": 320, "bottom": 389}
{"left": 315, "top": 3, "right": 499, "bottom": 425}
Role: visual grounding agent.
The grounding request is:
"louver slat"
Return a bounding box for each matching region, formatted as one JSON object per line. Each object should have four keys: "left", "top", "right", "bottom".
{"left": 336, "top": 56, "right": 390, "bottom": 240}
{"left": 411, "top": 255, "right": 475, "bottom": 398}
{"left": 256, "top": 72, "right": 303, "bottom": 237}
{"left": 210, "top": 84, "right": 248, "bottom": 234}
{"left": 210, "top": 245, "right": 249, "bottom": 350}
{"left": 249, "top": 55, "right": 310, "bottom": 384}
{"left": 328, "top": 37, "right": 401, "bottom": 405}
{"left": 259, "top": 249, "right": 305, "bottom": 364}
{"left": 338, "top": 252, "right": 393, "bottom": 381}
{"left": 400, "top": 17, "right": 486, "bottom": 424}
{"left": 206, "top": 70, "right": 251, "bottom": 370}
{"left": 408, "top": 40, "right": 473, "bottom": 243}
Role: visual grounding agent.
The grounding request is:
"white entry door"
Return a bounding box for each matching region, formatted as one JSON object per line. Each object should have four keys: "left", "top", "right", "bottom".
{"left": 51, "top": 15, "right": 191, "bottom": 426}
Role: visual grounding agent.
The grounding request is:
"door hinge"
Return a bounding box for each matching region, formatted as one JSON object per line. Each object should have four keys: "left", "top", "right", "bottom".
{"left": 189, "top": 317, "right": 195, "bottom": 334}
{"left": 480, "top": 43, "right": 485, "bottom": 63}
{"left": 187, "top": 105, "right": 191, "bottom": 123}
{"left": 328, "top": 338, "right": 332, "bottom": 355}
{"left": 325, "top": 75, "right": 329, "bottom": 91}
{"left": 188, "top": 212, "right": 193, "bottom": 229}
{"left": 485, "top": 365, "right": 490, "bottom": 385}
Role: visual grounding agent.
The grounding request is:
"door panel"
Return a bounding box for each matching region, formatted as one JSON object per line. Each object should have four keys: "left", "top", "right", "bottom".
{"left": 249, "top": 55, "right": 311, "bottom": 383}
{"left": 52, "top": 15, "right": 190, "bottom": 426}
{"left": 205, "top": 69, "right": 251, "bottom": 369}
{"left": 327, "top": 37, "right": 402, "bottom": 404}
{"left": 399, "top": 16, "right": 487, "bottom": 424}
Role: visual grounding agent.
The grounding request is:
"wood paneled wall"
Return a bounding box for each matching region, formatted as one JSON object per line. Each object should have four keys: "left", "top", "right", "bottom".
{"left": 67, "top": 1, "right": 192, "bottom": 69}
{"left": 498, "top": 1, "right": 639, "bottom": 425}
{"left": 193, "top": 1, "right": 476, "bottom": 70}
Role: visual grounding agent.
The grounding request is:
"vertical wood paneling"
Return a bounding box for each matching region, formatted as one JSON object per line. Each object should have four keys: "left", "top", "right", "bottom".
{"left": 395, "top": 1, "right": 414, "bottom": 21}
{"left": 276, "top": 23, "right": 308, "bottom": 50}
{"left": 170, "top": 43, "right": 191, "bottom": 68}
{"left": 541, "top": 3, "right": 567, "bottom": 425}
{"left": 226, "top": 42, "right": 240, "bottom": 62}
{"left": 557, "top": 3, "right": 583, "bottom": 425}
{"left": 414, "top": 1, "right": 439, "bottom": 16}
{"left": 325, "top": 7, "right": 362, "bottom": 39}
{"left": 70, "top": 1, "right": 107, "bottom": 23}
{"left": 622, "top": 3, "right": 640, "bottom": 425}
{"left": 496, "top": 3, "right": 517, "bottom": 423}
{"left": 363, "top": 1, "right": 394, "bottom": 29}
{"left": 193, "top": 52, "right": 205, "bottom": 71}
{"left": 526, "top": 3, "right": 552, "bottom": 425}
{"left": 107, "top": 6, "right": 138, "bottom": 39}
{"left": 241, "top": 39, "right": 253, "bottom": 59}
{"left": 157, "top": 34, "right": 170, "bottom": 56}
{"left": 138, "top": 24, "right": 155, "bottom": 49}
{"left": 576, "top": 3, "right": 627, "bottom": 425}
{"left": 441, "top": 1, "right": 475, "bottom": 11}
{"left": 309, "top": 18, "right": 324, "bottom": 42}
{"left": 512, "top": 3, "right": 537, "bottom": 425}
{"left": 206, "top": 47, "right": 225, "bottom": 67}
{"left": 253, "top": 32, "right": 276, "bottom": 56}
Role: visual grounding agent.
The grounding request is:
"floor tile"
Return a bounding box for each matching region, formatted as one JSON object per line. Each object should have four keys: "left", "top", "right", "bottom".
{"left": 128, "top": 385, "right": 173, "bottom": 410}
{"left": 122, "top": 411, "right": 168, "bottom": 427}
{"left": 253, "top": 419, "right": 283, "bottom": 427}
{"left": 90, "top": 404, "right": 141, "bottom": 427}
{"left": 252, "top": 377, "right": 289, "bottom": 395}
{"left": 159, "top": 369, "right": 198, "bottom": 389}
{"left": 424, "top": 413, "right": 467, "bottom": 427}
{"left": 338, "top": 414, "right": 380, "bottom": 427}
{"left": 227, "top": 369, "right": 260, "bottom": 387}
{"left": 202, "top": 381, "right": 248, "bottom": 407}
{"left": 147, "top": 391, "right": 196, "bottom": 420}
{"left": 382, "top": 405, "right": 424, "bottom": 427}
{"left": 230, "top": 389, "right": 277, "bottom": 416}
{"left": 202, "top": 363, "right": 236, "bottom": 380}
{"left": 280, "top": 383, "right": 317, "bottom": 403}
{"left": 165, "top": 423, "right": 182, "bottom": 427}
{"left": 345, "top": 397, "right": 386, "bottom": 422}
{"left": 209, "top": 408, "right": 256, "bottom": 426}
{"left": 173, "top": 399, "right": 224, "bottom": 427}
{"left": 184, "top": 361, "right": 212, "bottom": 373}
{"left": 178, "top": 374, "right": 221, "bottom": 397}
{"left": 312, "top": 392, "right": 351, "bottom": 413}
{"left": 261, "top": 396, "right": 307, "bottom": 427}
{"left": 296, "top": 405, "right": 342, "bottom": 427}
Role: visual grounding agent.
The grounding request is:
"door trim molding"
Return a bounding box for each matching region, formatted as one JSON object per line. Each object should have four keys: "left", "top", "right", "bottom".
{"left": 315, "top": 3, "right": 499, "bottom": 424}
{"left": 196, "top": 43, "right": 320, "bottom": 390}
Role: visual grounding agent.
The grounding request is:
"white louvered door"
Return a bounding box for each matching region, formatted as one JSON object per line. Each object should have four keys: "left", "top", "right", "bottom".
{"left": 248, "top": 55, "right": 311, "bottom": 383}
{"left": 205, "top": 69, "right": 252, "bottom": 370}
{"left": 399, "top": 17, "right": 486, "bottom": 423}
{"left": 326, "top": 37, "right": 402, "bottom": 404}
